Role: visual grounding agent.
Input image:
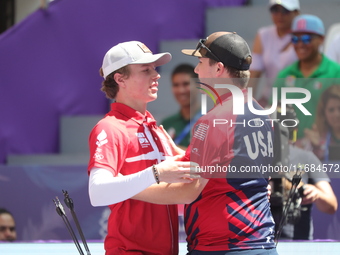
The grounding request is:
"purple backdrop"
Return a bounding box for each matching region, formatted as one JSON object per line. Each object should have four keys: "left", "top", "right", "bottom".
{"left": 0, "top": 165, "right": 106, "bottom": 240}
{"left": 0, "top": 0, "right": 247, "bottom": 164}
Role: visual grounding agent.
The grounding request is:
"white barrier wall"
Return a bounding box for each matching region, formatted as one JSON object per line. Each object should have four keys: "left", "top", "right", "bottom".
{"left": 1, "top": 241, "right": 340, "bottom": 255}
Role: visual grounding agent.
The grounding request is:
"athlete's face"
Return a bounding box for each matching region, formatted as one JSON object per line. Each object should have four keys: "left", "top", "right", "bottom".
{"left": 194, "top": 58, "right": 216, "bottom": 79}
{"left": 0, "top": 213, "right": 16, "bottom": 242}
{"left": 292, "top": 32, "right": 323, "bottom": 62}
{"left": 325, "top": 98, "right": 340, "bottom": 132}
{"left": 124, "top": 63, "right": 160, "bottom": 103}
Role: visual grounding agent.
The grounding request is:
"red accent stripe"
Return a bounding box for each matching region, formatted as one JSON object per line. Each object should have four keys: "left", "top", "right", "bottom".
{"left": 297, "top": 19, "right": 306, "bottom": 30}
{"left": 226, "top": 202, "right": 264, "bottom": 228}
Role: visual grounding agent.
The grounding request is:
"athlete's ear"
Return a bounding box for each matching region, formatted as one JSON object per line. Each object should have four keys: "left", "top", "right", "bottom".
{"left": 216, "top": 62, "right": 224, "bottom": 76}
{"left": 114, "top": 72, "right": 126, "bottom": 88}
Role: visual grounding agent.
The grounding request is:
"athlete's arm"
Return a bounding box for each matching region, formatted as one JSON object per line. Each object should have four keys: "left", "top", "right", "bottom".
{"left": 89, "top": 159, "right": 200, "bottom": 206}
{"left": 131, "top": 178, "right": 209, "bottom": 204}
{"left": 130, "top": 127, "right": 207, "bottom": 204}
{"left": 159, "top": 125, "right": 185, "bottom": 156}
{"left": 89, "top": 167, "right": 156, "bottom": 206}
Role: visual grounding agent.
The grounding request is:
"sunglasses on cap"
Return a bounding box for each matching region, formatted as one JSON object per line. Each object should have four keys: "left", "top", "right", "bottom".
{"left": 270, "top": 6, "right": 290, "bottom": 15}
{"left": 291, "top": 34, "right": 317, "bottom": 45}
{"left": 192, "top": 39, "right": 222, "bottom": 63}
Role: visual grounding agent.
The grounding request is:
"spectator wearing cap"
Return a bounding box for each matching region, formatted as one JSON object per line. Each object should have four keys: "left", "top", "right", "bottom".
{"left": 273, "top": 14, "right": 340, "bottom": 141}
{"left": 88, "top": 41, "right": 207, "bottom": 255}
{"left": 249, "top": 0, "right": 300, "bottom": 107}
{"left": 180, "top": 32, "right": 278, "bottom": 254}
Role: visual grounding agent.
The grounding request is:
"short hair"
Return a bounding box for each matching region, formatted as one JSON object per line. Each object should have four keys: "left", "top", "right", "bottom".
{"left": 99, "top": 65, "right": 131, "bottom": 99}
{"left": 171, "top": 63, "right": 198, "bottom": 79}
{"left": 315, "top": 85, "right": 340, "bottom": 134}
{"left": 0, "top": 208, "right": 13, "bottom": 217}
{"left": 208, "top": 59, "right": 250, "bottom": 88}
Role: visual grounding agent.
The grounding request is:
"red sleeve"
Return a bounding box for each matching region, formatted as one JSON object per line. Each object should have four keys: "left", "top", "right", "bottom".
{"left": 182, "top": 145, "right": 191, "bottom": 161}
{"left": 88, "top": 119, "right": 128, "bottom": 176}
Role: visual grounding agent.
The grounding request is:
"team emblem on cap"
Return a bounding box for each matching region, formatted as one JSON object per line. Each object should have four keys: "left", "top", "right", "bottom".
{"left": 296, "top": 18, "right": 307, "bottom": 30}
{"left": 137, "top": 43, "right": 152, "bottom": 53}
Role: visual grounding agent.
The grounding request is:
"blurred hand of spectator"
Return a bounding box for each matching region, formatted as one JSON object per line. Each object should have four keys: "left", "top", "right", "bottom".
{"left": 304, "top": 125, "right": 321, "bottom": 147}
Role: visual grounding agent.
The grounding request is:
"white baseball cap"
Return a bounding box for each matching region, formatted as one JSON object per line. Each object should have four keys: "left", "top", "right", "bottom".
{"left": 102, "top": 41, "right": 172, "bottom": 79}
{"left": 269, "top": 0, "right": 300, "bottom": 11}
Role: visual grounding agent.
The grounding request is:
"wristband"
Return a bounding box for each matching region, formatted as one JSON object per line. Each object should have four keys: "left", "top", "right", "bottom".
{"left": 152, "top": 164, "right": 160, "bottom": 184}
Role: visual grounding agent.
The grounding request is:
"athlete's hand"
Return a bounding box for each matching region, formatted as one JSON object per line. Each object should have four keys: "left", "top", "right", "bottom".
{"left": 159, "top": 125, "right": 185, "bottom": 156}
{"left": 304, "top": 125, "right": 321, "bottom": 147}
{"left": 156, "top": 159, "right": 201, "bottom": 183}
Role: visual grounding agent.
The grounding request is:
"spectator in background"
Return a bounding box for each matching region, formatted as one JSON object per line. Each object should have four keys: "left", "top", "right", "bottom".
{"left": 0, "top": 208, "right": 17, "bottom": 242}
{"left": 325, "top": 34, "right": 340, "bottom": 64}
{"left": 160, "top": 63, "right": 201, "bottom": 241}
{"left": 274, "top": 106, "right": 338, "bottom": 240}
{"left": 303, "top": 85, "right": 340, "bottom": 161}
{"left": 249, "top": 0, "right": 300, "bottom": 106}
{"left": 273, "top": 14, "right": 340, "bottom": 140}
{"left": 161, "top": 64, "right": 200, "bottom": 149}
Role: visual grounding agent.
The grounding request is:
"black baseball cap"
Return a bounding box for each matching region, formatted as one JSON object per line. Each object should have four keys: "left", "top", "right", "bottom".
{"left": 182, "top": 31, "right": 252, "bottom": 70}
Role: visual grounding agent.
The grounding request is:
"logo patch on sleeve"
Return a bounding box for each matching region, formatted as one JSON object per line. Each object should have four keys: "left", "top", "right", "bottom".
{"left": 96, "top": 130, "right": 108, "bottom": 147}
{"left": 193, "top": 123, "right": 209, "bottom": 141}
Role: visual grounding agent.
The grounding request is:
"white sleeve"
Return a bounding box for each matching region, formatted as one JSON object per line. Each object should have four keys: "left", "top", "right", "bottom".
{"left": 325, "top": 34, "right": 340, "bottom": 63}
{"left": 89, "top": 167, "right": 156, "bottom": 206}
{"left": 250, "top": 52, "right": 264, "bottom": 72}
